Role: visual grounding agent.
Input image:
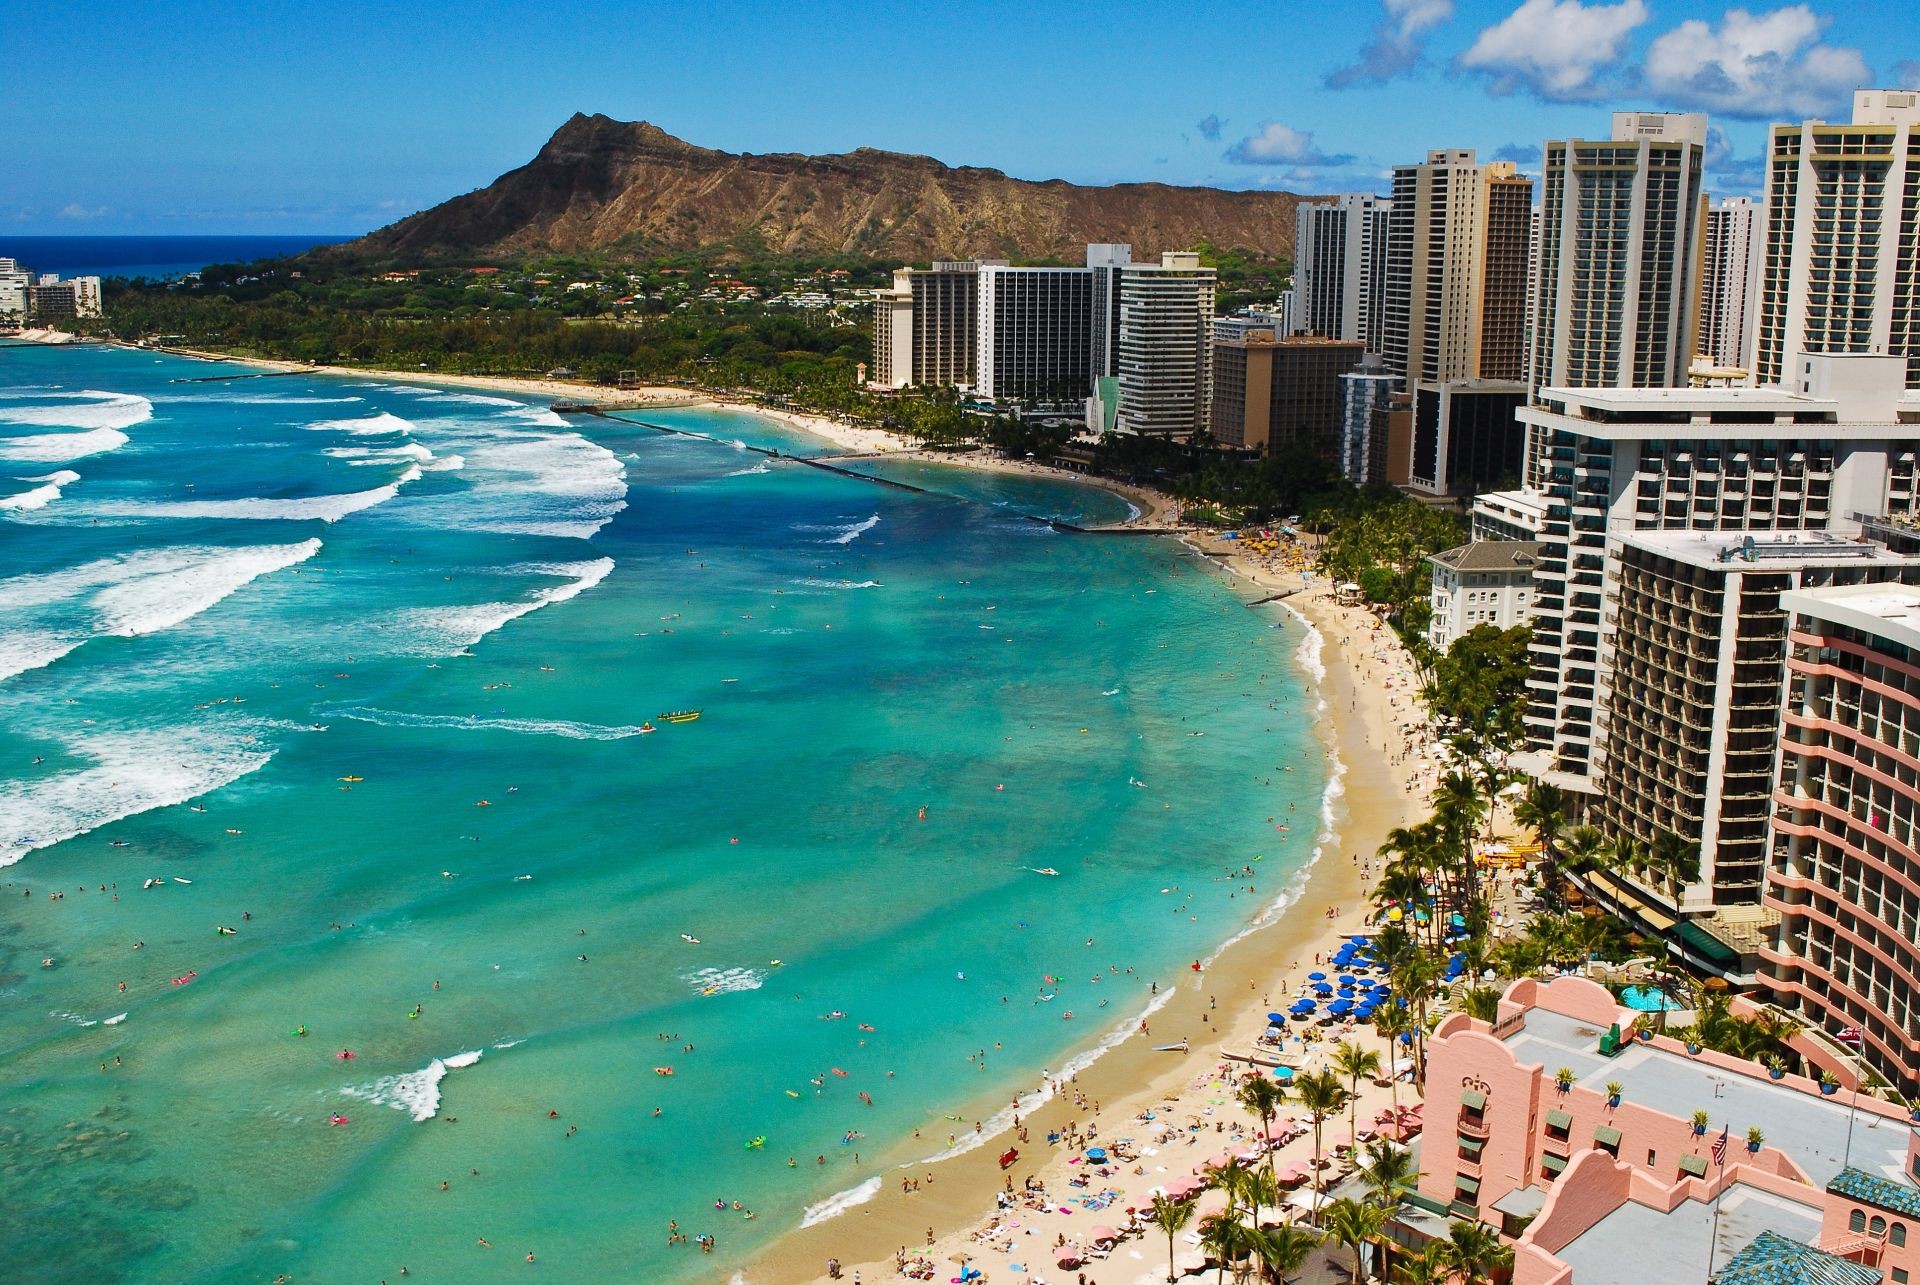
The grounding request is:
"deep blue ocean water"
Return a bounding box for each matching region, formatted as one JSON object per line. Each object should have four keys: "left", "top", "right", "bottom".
{"left": 0, "top": 236, "right": 352, "bottom": 282}
{"left": 0, "top": 344, "right": 1333, "bottom": 1282}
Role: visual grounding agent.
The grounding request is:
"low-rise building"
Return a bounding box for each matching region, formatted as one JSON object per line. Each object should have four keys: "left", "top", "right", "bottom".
{"left": 1422, "top": 974, "right": 1920, "bottom": 1285}
{"left": 1209, "top": 333, "right": 1364, "bottom": 454}
{"left": 1472, "top": 489, "right": 1548, "bottom": 541}
{"left": 1425, "top": 540, "right": 1542, "bottom": 651}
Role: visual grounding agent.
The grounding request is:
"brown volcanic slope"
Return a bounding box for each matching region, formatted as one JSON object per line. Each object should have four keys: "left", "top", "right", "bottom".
{"left": 340, "top": 113, "right": 1315, "bottom": 264}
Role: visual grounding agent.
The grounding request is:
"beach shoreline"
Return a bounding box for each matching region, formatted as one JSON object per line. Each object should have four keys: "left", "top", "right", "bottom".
{"left": 742, "top": 570, "right": 1437, "bottom": 1283}
{"left": 94, "top": 342, "right": 1177, "bottom": 528}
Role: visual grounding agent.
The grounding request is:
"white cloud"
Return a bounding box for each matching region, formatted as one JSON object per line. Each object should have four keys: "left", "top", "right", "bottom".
{"left": 1327, "top": 0, "right": 1457, "bottom": 88}
{"left": 1896, "top": 60, "right": 1920, "bottom": 89}
{"left": 1643, "top": 6, "right": 1868, "bottom": 118}
{"left": 57, "top": 203, "right": 110, "bottom": 221}
{"left": 1224, "top": 123, "right": 1355, "bottom": 167}
{"left": 1456, "top": 0, "right": 1650, "bottom": 101}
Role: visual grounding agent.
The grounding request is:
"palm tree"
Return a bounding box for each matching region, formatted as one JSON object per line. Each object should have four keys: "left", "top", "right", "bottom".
{"left": 1239, "top": 1075, "right": 1289, "bottom": 1180}
{"left": 1392, "top": 1243, "right": 1452, "bottom": 1285}
{"left": 1293, "top": 1067, "right": 1349, "bottom": 1221}
{"left": 1353, "top": 1140, "right": 1422, "bottom": 1282}
{"left": 1442, "top": 1219, "right": 1512, "bottom": 1284}
{"left": 1559, "top": 824, "right": 1607, "bottom": 876}
{"left": 1241, "top": 1165, "right": 1281, "bottom": 1234}
{"left": 1199, "top": 1210, "right": 1257, "bottom": 1285}
{"left": 1513, "top": 781, "right": 1568, "bottom": 898}
{"left": 1151, "top": 1193, "right": 1199, "bottom": 1284}
{"left": 1373, "top": 1005, "right": 1412, "bottom": 1117}
{"left": 1252, "top": 1223, "right": 1323, "bottom": 1284}
{"left": 1394, "top": 950, "right": 1443, "bottom": 1085}
{"left": 1651, "top": 829, "right": 1702, "bottom": 898}
{"left": 1322, "top": 1197, "right": 1387, "bottom": 1284}
{"left": 1331, "top": 1040, "right": 1382, "bottom": 1152}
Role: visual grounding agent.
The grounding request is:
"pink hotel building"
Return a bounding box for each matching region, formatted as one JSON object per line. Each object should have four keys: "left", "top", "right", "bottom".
{"left": 1422, "top": 975, "right": 1920, "bottom": 1284}
{"left": 1765, "top": 583, "right": 1920, "bottom": 1098}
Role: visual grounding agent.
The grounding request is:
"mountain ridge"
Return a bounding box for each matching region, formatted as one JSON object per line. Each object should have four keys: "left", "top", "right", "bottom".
{"left": 333, "top": 114, "right": 1321, "bottom": 264}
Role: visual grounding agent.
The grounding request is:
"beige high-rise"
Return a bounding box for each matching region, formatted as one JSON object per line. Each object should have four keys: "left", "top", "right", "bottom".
{"left": 1754, "top": 90, "right": 1920, "bottom": 390}
{"left": 1381, "top": 150, "right": 1533, "bottom": 387}
{"left": 1529, "top": 112, "right": 1708, "bottom": 398}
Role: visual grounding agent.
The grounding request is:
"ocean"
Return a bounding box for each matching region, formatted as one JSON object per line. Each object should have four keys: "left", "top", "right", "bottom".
{"left": 0, "top": 236, "right": 353, "bottom": 282}
{"left": 0, "top": 343, "right": 1331, "bottom": 1282}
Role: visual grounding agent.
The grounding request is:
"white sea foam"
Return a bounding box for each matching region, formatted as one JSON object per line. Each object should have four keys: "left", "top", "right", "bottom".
{"left": 454, "top": 433, "right": 628, "bottom": 538}
{"left": 0, "top": 470, "right": 80, "bottom": 511}
{"left": 0, "top": 427, "right": 130, "bottom": 462}
{"left": 326, "top": 705, "right": 653, "bottom": 741}
{"left": 306, "top": 411, "right": 415, "bottom": 437}
{"left": 510, "top": 407, "right": 570, "bottom": 428}
{"left": 423, "top": 453, "right": 465, "bottom": 472}
{"left": 384, "top": 558, "right": 613, "bottom": 654}
{"left": 804, "top": 514, "right": 880, "bottom": 545}
{"left": 423, "top": 392, "right": 523, "bottom": 408}
{"left": 725, "top": 461, "right": 770, "bottom": 477}
{"left": 685, "top": 966, "right": 766, "bottom": 995}
{"left": 326, "top": 442, "right": 434, "bottom": 463}
{"left": 0, "top": 540, "right": 322, "bottom": 682}
{"left": 102, "top": 1013, "right": 127, "bottom": 1026}
{"left": 799, "top": 1176, "right": 883, "bottom": 1228}
{"left": 0, "top": 390, "right": 153, "bottom": 431}
{"left": 793, "top": 578, "right": 883, "bottom": 590}
{"left": 343, "top": 1049, "right": 483, "bottom": 1122}
{"left": 90, "top": 470, "right": 420, "bottom": 523}
{"left": 0, "top": 726, "right": 276, "bottom": 862}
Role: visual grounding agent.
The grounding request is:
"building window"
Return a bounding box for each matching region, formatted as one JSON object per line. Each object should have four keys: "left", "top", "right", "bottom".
{"left": 1852, "top": 1209, "right": 1868, "bottom": 1234}
{"left": 1647, "top": 1150, "right": 1657, "bottom": 1167}
{"left": 1891, "top": 1269, "right": 1908, "bottom": 1285}
{"left": 1893, "top": 1223, "right": 1908, "bottom": 1248}
{"left": 1873, "top": 1216, "right": 1887, "bottom": 1238}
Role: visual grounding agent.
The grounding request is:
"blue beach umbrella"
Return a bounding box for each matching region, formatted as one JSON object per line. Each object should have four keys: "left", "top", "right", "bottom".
{"left": 1307, "top": 971, "right": 1327, "bottom": 981}
{"left": 1272, "top": 1066, "right": 1294, "bottom": 1079}
{"left": 1268, "top": 1013, "right": 1286, "bottom": 1024}
{"left": 1087, "top": 1147, "right": 1108, "bottom": 1162}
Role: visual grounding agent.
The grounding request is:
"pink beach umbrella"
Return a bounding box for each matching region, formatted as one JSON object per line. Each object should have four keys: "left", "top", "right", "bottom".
{"left": 1090, "top": 1226, "right": 1118, "bottom": 1244}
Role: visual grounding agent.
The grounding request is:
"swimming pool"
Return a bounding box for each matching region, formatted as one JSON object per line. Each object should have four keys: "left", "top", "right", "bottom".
{"left": 1619, "top": 984, "right": 1686, "bottom": 1012}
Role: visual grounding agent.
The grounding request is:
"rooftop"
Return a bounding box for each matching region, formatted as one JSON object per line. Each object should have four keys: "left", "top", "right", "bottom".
{"left": 1428, "top": 540, "right": 1543, "bottom": 573}
{"left": 1830, "top": 1166, "right": 1920, "bottom": 1219}
{"left": 1500, "top": 1007, "right": 1912, "bottom": 1189}
{"left": 1553, "top": 1180, "right": 1825, "bottom": 1285}
{"left": 1784, "top": 582, "right": 1920, "bottom": 655}
{"left": 1616, "top": 530, "right": 1920, "bottom": 572}
{"left": 1716, "top": 1229, "right": 1883, "bottom": 1285}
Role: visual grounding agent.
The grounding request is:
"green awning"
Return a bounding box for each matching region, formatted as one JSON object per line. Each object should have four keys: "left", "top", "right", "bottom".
{"left": 1678, "top": 1154, "right": 1708, "bottom": 1177}
{"left": 1594, "top": 1126, "right": 1622, "bottom": 1147}
{"left": 1677, "top": 922, "right": 1741, "bottom": 966}
{"left": 1455, "top": 1175, "right": 1481, "bottom": 1195}
{"left": 1461, "top": 1090, "right": 1487, "bottom": 1109}
{"left": 1545, "top": 1110, "right": 1573, "bottom": 1129}
{"left": 1541, "top": 1153, "right": 1569, "bottom": 1175}
{"left": 1459, "top": 1137, "right": 1485, "bottom": 1157}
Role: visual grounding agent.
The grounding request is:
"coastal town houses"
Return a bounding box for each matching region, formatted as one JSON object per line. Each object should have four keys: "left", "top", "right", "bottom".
{"left": 1422, "top": 975, "right": 1920, "bottom": 1285}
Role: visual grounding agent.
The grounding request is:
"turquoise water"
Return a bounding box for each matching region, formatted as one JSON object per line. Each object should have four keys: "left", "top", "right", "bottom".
{"left": 1619, "top": 984, "right": 1685, "bottom": 1012}
{"left": 0, "top": 345, "right": 1329, "bottom": 1282}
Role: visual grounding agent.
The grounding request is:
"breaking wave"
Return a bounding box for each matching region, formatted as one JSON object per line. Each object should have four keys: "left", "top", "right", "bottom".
{"left": 0, "top": 470, "right": 80, "bottom": 511}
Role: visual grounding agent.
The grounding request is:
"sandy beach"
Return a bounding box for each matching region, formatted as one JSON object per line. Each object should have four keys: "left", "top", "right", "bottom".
{"left": 734, "top": 568, "right": 1441, "bottom": 1285}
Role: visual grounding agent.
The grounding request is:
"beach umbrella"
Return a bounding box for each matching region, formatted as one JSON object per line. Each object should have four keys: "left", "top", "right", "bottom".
{"left": 1313, "top": 983, "right": 1333, "bottom": 996}
{"left": 1267, "top": 1012, "right": 1286, "bottom": 1024}
{"left": 1087, "top": 1147, "right": 1107, "bottom": 1163}
{"left": 1307, "top": 971, "right": 1327, "bottom": 981}
{"left": 1337, "top": 974, "right": 1357, "bottom": 984}
{"left": 1272, "top": 1066, "right": 1294, "bottom": 1079}
{"left": 1090, "top": 1226, "right": 1117, "bottom": 1245}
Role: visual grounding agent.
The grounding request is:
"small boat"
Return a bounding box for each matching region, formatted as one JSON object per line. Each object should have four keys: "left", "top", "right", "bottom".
{"left": 339, "top": 775, "right": 363, "bottom": 783}
{"left": 1031, "top": 867, "right": 1061, "bottom": 877}
{"left": 639, "top": 722, "right": 656, "bottom": 734}
{"left": 661, "top": 710, "right": 702, "bottom": 724}
{"left": 680, "top": 933, "right": 701, "bottom": 944}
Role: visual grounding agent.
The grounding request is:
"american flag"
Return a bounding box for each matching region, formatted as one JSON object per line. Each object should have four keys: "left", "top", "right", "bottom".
{"left": 1711, "top": 1126, "right": 1729, "bottom": 1166}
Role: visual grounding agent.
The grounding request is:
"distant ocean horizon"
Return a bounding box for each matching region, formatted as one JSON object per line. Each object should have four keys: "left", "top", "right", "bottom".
{"left": 0, "top": 234, "right": 355, "bottom": 281}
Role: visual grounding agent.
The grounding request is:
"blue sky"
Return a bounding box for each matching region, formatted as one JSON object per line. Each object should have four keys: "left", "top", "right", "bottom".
{"left": 9, "top": 0, "right": 1919, "bottom": 234}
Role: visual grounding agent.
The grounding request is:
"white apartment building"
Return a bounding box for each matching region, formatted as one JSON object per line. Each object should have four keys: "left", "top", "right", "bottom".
{"left": 1516, "top": 353, "right": 1920, "bottom": 801}
{"left": 1530, "top": 113, "right": 1709, "bottom": 399}
{"left": 974, "top": 265, "right": 1093, "bottom": 402}
{"left": 870, "top": 270, "right": 915, "bottom": 389}
{"left": 1754, "top": 90, "right": 1920, "bottom": 390}
{"left": 1471, "top": 488, "right": 1548, "bottom": 541}
{"left": 1109, "top": 252, "right": 1217, "bottom": 437}
{"left": 1382, "top": 152, "right": 1532, "bottom": 387}
{"left": 1294, "top": 193, "right": 1391, "bottom": 348}
{"left": 1700, "top": 196, "right": 1758, "bottom": 370}
{"left": 1337, "top": 355, "right": 1398, "bottom": 483}
{"left": 1425, "top": 539, "right": 1542, "bottom": 651}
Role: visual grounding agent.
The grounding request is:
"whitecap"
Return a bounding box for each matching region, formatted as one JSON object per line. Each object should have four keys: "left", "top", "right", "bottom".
{"left": 102, "top": 1013, "right": 127, "bottom": 1026}
{"left": 800, "top": 1177, "right": 883, "bottom": 1229}
{"left": 342, "top": 1049, "right": 483, "bottom": 1122}
{"left": 421, "top": 392, "right": 523, "bottom": 408}
{"left": 305, "top": 411, "right": 416, "bottom": 437}
{"left": 325, "top": 705, "right": 652, "bottom": 741}
{"left": 793, "top": 578, "right": 883, "bottom": 590}
{"left": 0, "top": 390, "right": 154, "bottom": 431}
{"left": 384, "top": 558, "right": 613, "bottom": 654}
{"left": 685, "top": 966, "right": 766, "bottom": 995}
{"left": 0, "top": 540, "right": 322, "bottom": 682}
{"left": 0, "top": 726, "right": 276, "bottom": 862}
{"left": 793, "top": 515, "right": 881, "bottom": 545}
{"left": 88, "top": 469, "right": 420, "bottom": 523}
{"left": 0, "top": 470, "right": 80, "bottom": 512}
{"left": 0, "top": 427, "right": 130, "bottom": 463}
